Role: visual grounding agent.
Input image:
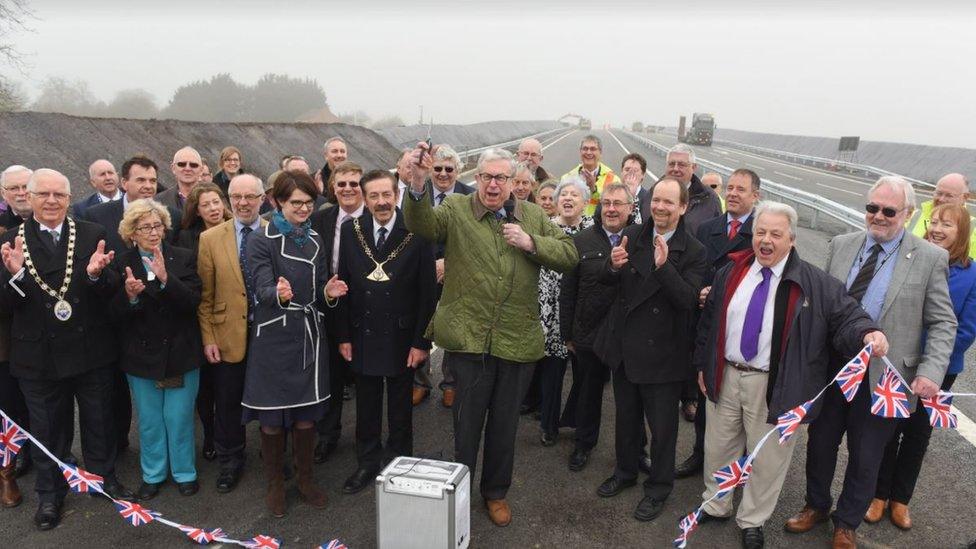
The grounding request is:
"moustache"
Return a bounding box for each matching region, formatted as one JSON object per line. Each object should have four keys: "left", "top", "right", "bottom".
{"left": 373, "top": 204, "right": 393, "bottom": 212}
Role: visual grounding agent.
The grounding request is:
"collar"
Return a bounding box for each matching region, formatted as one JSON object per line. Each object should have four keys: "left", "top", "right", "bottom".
{"left": 866, "top": 229, "right": 904, "bottom": 254}
{"left": 749, "top": 253, "right": 789, "bottom": 279}
{"left": 604, "top": 227, "right": 623, "bottom": 239}
{"left": 654, "top": 227, "right": 677, "bottom": 242}
{"left": 99, "top": 189, "right": 122, "bottom": 202}
{"left": 122, "top": 193, "right": 131, "bottom": 210}
{"left": 727, "top": 211, "right": 751, "bottom": 225}
{"left": 338, "top": 203, "right": 365, "bottom": 221}
{"left": 374, "top": 212, "right": 396, "bottom": 235}
{"left": 471, "top": 194, "right": 523, "bottom": 222}
{"left": 234, "top": 217, "right": 262, "bottom": 233}
{"left": 432, "top": 186, "right": 454, "bottom": 197}
{"left": 33, "top": 218, "right": 65, "bottom": 234}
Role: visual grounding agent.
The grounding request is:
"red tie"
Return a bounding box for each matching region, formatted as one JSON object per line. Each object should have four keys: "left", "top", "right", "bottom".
{"left": 729, "top": 219, "right": 742, "bottom": 239}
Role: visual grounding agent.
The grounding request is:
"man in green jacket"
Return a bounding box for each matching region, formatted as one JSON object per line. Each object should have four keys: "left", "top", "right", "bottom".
{"left": 403, "top": 145, "right": 579, "bottom": 527}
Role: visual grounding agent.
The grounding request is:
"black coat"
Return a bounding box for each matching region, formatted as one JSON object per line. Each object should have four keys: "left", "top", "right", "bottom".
{"left": 0, "top": 208, "right": 26, "bottom": 230}
{"left": 175, "top": 222, "right": 205, "bottom": 256}
{"left": 0, "top": 218, "right": 120, "bottom": 380}
{"left": 310, "top": 205, "right": 343, "bottom": 278}
{"left": 109, "top": 243, "right": 203, "bottom": 380}
{"left": 593, "top": 219, "right": 707, "bottom": 384}
{"left": 70, "top": 193, "right": 104, "bottom": 220}
{"left": 84, "top": 198, "right": 183, "bottom": 254}
{"left": 695, "top": 211, "right": 754, "bottom": 287}
{"left": 683, "top": 174, "right": 723, "bottom": 236}
{"left": 335, "top": 212, "right": 437, "bottom": 377}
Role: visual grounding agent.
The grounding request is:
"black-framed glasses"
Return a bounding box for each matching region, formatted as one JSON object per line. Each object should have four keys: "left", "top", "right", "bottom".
{"left": 287, "top": 199, "right": 315, "bottom": 210}
{"left": 135, "top": 222, "right": 165, "bottom": 235}
{"left": 865, "top": 203, "right": 904, "bottom": 218}
{"left": 478, "top": 173, "right": 511, "bottom": 184}
{"left": 176, "top": 161, "right": 200, "bottom": 169}
{"left": 433, "top": 166, "right": 455, "bottom": 174}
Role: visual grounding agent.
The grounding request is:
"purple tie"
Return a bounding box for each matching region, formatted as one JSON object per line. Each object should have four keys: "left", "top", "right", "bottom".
{"left": 740, "top": 267, "right": 773, "bottom": 361}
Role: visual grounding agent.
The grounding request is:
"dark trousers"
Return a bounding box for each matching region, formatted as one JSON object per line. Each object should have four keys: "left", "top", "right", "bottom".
{"left": 876, "top": 374, "right": 957, "bottom": 504}
{"left": 521, "top": 361, "right": 543, "bottom": 410}
{"left": 196, "top": 362, "right": 216, "bottom": 448}
{"left": 213, "top": 360, "right": 247, "bottom": 470}
{"left": 538, "top": 355, "right": 568, "bottom": 434}
{"left": 573, "top": 348, "right": 610, "bottom": 450}
{"left": 354, "top": 369, "right": 413, "bottom": 472}
{"left": 559, "top": 353, "right": 582, "bottom": 429}
{"left": 612, "top": 368, "right": 680, "bottom": 501}
{"left": 317, "top": 341, "right": 347, "bottom": 444}
{"left": 691, "top": 388, "right": 707, "bottom": 457}
{"left": 806, "top": 379, "right": 900, "bottom": 530}
{"left": 19, "top": 367, "right": 119, "bottom": 503}
{"left": 451, "top": 352, "right": 533, "bottom": 500}
{"left": 113, "top": 366, "right": 132, "bottom": 446}
{"left": 0, "top": 360, "right": 30, "bottom": 457}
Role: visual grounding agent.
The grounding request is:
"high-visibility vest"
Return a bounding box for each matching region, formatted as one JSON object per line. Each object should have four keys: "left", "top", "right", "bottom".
{"left": 561, "top": 162, "right": 621, "bottom": 216}
{"left": 907, "top": 199, "right": 976, "bottom": 258}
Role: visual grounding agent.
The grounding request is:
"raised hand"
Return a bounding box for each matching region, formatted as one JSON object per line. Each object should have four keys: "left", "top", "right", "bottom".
{"left": 124, "top": 266, "right": 146, "bottom": 300}
{"left": 610, "top": 235, "right": 629, "bottom": 270}
{"left": 581, "top": 169, "right": 597, "bottom": 192}
{"left": 87, "top": 239, "right": 115, "bottom": 278}
{"left": 339, "top": 343, "right": 353, "bottom": 362}
{"left": 653, "top": 234, "right": 669, "bottom": 269}
{"left": 324, "top": 274, "right": 348, "bottom": 299}
{"left": 407, "top": 142, "right": 433, "bottom": 192}
{"left": 277, "top": 276, "right": 293, "bottom": 303}
{"left": 1, "top": 235, "right": 24, "bottom": 275}
{"left": 142, "top": 245, "right": 168, "bottom": 285}
{"left": 501, "top": 223, "right": 535, "bottom": 253}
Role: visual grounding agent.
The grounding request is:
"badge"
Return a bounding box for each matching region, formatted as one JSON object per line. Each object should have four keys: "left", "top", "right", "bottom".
{"left": 54, "top": 299, "right": 72, "bottom": 321}
{"left": 366, "top": 263, "right": 391, "bottom": 282}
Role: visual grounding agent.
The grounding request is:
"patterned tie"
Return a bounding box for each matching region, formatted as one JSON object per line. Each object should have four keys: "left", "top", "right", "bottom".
{"left": 494, "top": 210, "right": 504, "bottom": 221}
{"left": 740, "top": 267, "right": 773, "bottom": 361}
{"left": 436, "top": 192, "right": 446, "bottom": 206}
{"left": 848, "top": 243, "right": 883, "bottom": 302}
{"left": 240, "top": 226, "right": 254, "bottom": 306}
{"left": 44, "top": 229, "right": 60, "bottom": 248}
{"left": 609, "top": 233, "right": 621, "bottom": 247}
{"left": 376, "top": 226, "right": 387, "bottom": 252}
{"left": 729, "top": 219, "right": 742, "bottom": 239}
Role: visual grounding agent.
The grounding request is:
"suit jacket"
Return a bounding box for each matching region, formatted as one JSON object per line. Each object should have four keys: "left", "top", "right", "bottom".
{"left": 696, "top": 211, "right": 754, "bottom": 287}
{"left": 84, "top": 198, "right": 183, "bottom": 254}
{"left": 0, "top": 208, "right": 26, "bottom": 230}
{"left": 71, "top": 193, "right": 107, "bottom": 220}
{"left": 0, "top": 217, "right": 120, "bottom": 380}
{"left": 197, "top": 218, "right": 267, "bottom": 364}
{"left": 593, "top": 218, "right": 707, "bottom": 384}
{"left": 826, "top": 231, "right": 957, "bottom": 409}
{"left": 155, "top": 186, "right": 184, "bottom": 213}
{"left": 110, "top": 243, "right": 203, "bottom": 380}
{"left": 334, "top": 212, "right": 437, "bottom": 377}
{"left": 310, "top": 205, "right": 343, "bottom": 278}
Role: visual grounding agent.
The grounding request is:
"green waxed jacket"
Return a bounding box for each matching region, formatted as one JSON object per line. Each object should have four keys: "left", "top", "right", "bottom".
{"left": 404, "top": 189, "right": 579, "bottom": 363}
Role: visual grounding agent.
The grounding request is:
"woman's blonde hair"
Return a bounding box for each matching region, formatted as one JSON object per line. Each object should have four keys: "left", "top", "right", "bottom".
{"left": 118, "top": 199, "right": 172, "bottom": 244}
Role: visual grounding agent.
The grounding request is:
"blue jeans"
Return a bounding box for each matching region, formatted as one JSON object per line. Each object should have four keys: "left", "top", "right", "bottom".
{"left": 128, "top": 369, "right": 200, "bottom": 483}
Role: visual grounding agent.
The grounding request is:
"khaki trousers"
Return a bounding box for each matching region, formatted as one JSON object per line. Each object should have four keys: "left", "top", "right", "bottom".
{"left": 701, "top": 366, "right": 799, "bottom": 528}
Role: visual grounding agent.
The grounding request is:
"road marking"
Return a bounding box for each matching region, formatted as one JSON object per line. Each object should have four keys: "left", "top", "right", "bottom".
{"left": 606, "top": 130, "right": 658, "bottom": 181}
{"left": 817, "top": 182, "right": 862, "bottom": 196}
{"left": 774, "top": 171, "right": 803, "bottom": 181}
{"left": 541, "top": 129, "right": 578, "bottom": 151}
{"left": 952, "top": 405, "right": 976, "bottom": 448}
{"left": 745, "top": 163, "right": 766, "bottom": 171}
{"left": 714, "top": 146, "right": 875, "bottom": 188}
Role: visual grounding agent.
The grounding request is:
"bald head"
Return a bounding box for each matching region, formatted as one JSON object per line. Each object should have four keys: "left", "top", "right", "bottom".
{"left": 228, "top": 174, "right": 263, "bottom": 224}
{"left": 517, "top": 138, "right": 544, "bottom": 170}
{"left": 88, "top": 159, "right": 119, "bottom": 198}
{"left": 171, "top": 146, "right": 203, "bottom": 190}
{"left": 934, "top": 173, "right": 970, "bottom": 207}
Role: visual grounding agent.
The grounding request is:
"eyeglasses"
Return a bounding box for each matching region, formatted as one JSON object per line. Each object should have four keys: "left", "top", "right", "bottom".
{"left": 135, "top": 222, "right": 165, "bottom": 235}
{"left": 433, "top": 166, "right": 455, "bottom": 174}
{"left": 2, "top": 184, "right": 27, "bottom": 193}
{"left": 335, "top": 181, "right": 359, "bottom": 188}
{"left": 865, "top": 203, "right": 905, "bottom": 218}
{"left": 478, "top": 173, "right": 511, "bottom": 184}
{"left": 229, "top": 193, "right": 262, "bottom": 203}
{"left": 667, "top": 161, "right": 692, "bottom": 169}
{"left": 176, "top": 161, "right": 201, "bottom": 169}
{"left": 30, "top": 191, "right": 70, "bottom": 201}
{"left": 287, "top": 199, "right": 315, "bottom": 210}
{"left": 600, "top": 200, "right": 632, "bottom": 209}
{"left": 518, "top": 152, "right": 541, "bottom": 159}
{"left": 224, "top": 157, "right": 241, "bottom": 163}
{"left": 580, "top": 146, "right": 600, "bottom": 153}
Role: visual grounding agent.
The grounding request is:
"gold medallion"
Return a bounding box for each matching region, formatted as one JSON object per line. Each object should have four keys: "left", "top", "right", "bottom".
{"left": 352, "top": 218, "right": 412, "bottom": 284}
{"left": 366, "top": 262, "right": 391, "bottom": 282}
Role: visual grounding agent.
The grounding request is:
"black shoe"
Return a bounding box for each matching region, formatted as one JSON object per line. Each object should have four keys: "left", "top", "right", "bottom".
{"left": 137, "top": 481, "right": 163, "bottom": 501}
{"left": 177, "top": 480, "right": 199, "bottom": 496}
{"left": 14, "top": 450, "right": 32, "bottom": 477}
{"left": 540, "top": 431, "right": 557, "bottom": 447}
{"left": 597, "top": 475, "right": 636, "bottom": 498}
{"left": 638, "top": 455, "right": 653, "bottom": 475}
{"left": 34, "top": 501, "right": 61, "bottom": 531}
{"left": 698, "top": 511, "right": 731, "bottom": 525}
{"left": 342, "top": 468, "right": 376, "bottom": 494}
{"left": 215, "top": 469, "right": 242, "bottom": 493}
{"left": 568, "top": 448, "right": 590, "bottom": 472}
{"left": 742, "top": 526, "right": 764, "bottom": 549}
{"left": 102, "top": 479, "right": 135, "bottom": 501}
{"left": 634, "top": 496, "right": 666, "bottom": 522}
{"left": 314, "top": 440, "right": 337, "bottom": 464}
{"left": 519, "top": 404, "right": 538, "bottom": 416}
{"left": 675, "top": 453, "right": 704, "bottom": 479}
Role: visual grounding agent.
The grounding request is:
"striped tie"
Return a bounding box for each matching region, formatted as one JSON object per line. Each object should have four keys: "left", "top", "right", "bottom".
{"left": 848, "top": 244, "right": 882, "bottom": 302}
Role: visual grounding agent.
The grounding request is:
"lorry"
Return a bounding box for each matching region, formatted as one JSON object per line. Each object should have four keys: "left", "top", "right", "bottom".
{"left": 579, "top": 118, "right": 592, "bottom": 130}
{"left": 631, "top": 121, "right": 644, "bottom": 133}
{"left": 678, "top": 113, "right": 714, "bottom": 146}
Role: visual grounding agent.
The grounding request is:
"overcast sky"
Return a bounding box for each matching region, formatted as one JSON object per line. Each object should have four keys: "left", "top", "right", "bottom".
{"left": 6, "top": 0, "right": 975, "bottom": 148}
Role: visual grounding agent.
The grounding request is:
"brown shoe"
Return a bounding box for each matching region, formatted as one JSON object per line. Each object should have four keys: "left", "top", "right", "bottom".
{"left": 442, "top": 389, "right": 456, "bottom": 408}
{"left": 260, "top": 431, "right": 287, "bottom": 518}
{"left": 293, "top": 427, "right": 327, "bottom": 509}
{"left": 0, "top": 462, "right": 22, "bottom": 508}
{"left": 785, "top": 506, "right": 830, "bottom": 533}
{"left": 412, "top": 387, "right": 429, "bottom": 406}
{"left": 864, "top": 498, "right": 886, "bottom": 523}
{"left": 889, "top": 501, "right": 912, "bottom": 530}
{"left": 485, "top": 498, "right": 511, "bottom": 527}
{"left": 831, "top": 527, "right": 857, "bottom": 549}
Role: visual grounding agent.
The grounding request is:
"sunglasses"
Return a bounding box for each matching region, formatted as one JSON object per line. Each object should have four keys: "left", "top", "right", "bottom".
{"left": 176, "top": 161, "right": 200, "bottom": 169}
{"left": 433, "top": 166, "right": 455, "bottom": 174}
{"left": 865, "top": 203, "right": 904, "bottom": 218}
{"left": 335, "top": 181, "right": 360, "bottom": 188}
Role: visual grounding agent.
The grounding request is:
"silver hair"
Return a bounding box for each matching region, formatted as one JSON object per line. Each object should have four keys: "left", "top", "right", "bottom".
{"left": 870, "top": 176, "right": 917, "bottom": 211}
{"left": 88, "top": 159, "right": 114, "bottom": 179}
{"left": 229, "top": 173, "right": 263, "bottom": 194}
{"left": 323, "top": 136, "right": 346, "bottom": 151}
{"left": 172, "top": 146, "right": 202, "bottom": 163}
{"left": 601, "top": 181, "right": 635, "bottom": 204}
{"left": 555, "top": 176, "right": 592, "bottom": 204}
{"left": 476, "top": 148, "right": 516, "bottom": 176}
{"left": 754, "top": 201, "right": 798, "bottom": 239}
{"left": 1, "top": 165, "right": 32, "bottom": 188}
{"left": 579, "top": 134, "right": 602, "bottom": 150}
{"left": 514, "top": 161, "right": 536, "bottom": 184}
{"left": 433, "top": 144, "right": 463, "bottom": 170}
{"left": 27, "top": 168, "right": 71, "bottom": 194}
{"left": 667, "top": 143, "right": 697, "bottom": 166}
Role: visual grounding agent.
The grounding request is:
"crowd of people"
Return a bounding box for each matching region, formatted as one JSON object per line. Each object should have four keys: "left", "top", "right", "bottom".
{"left": 0, "top": 132, "right": 973, "bottom": 549}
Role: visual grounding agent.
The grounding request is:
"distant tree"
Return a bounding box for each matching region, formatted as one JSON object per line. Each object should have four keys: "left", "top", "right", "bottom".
{"left": 250, "top": 73, "right": 327, "bottom": 122}
{"left": 163, "top": 73, "right": 250, "bottom": 122}
{"left": 337, "top": 110, "right": 371, "bottom": 126}
{"left": 0, "top": 78, "right": 26, "bottom": 111}
{"left": 371, "top": 115, "right": 405, "bottom": 129}
{"left": 1, "top": 0, "right": 33, "bottom": 111}
{"left": 31, "top": 76, "right": 105, "bottom": 116}
{"left": 104, "top": 88, "right": 158, "bottom": 119}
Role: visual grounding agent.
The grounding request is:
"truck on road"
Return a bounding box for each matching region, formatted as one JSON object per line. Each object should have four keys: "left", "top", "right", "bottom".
{"left": 678, "top": 113, "right": 714, "bottom": 146}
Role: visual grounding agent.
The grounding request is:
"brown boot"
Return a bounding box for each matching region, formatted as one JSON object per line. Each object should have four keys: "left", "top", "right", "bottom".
{"left": 1, "top": 462, "right": 22, "bottom": 508}
{"left": 831, "top": 527, "right": 857, "bottom": 549}
{"left": 889, "top": 501, "right": 912, "bottom": 530}
{"left": 293, "top": 427, "right": 327, "bottom": 509}
{"left": 785, "top": 505, "right": 829, "bottom": 533}
{"left": 260, "top": 431, "right": 286, "bottom": 518}
{"left": 485, "top": 498, "right": 511, "bottom": 527}
{"left": 442, "top": 388, "right": 456, "bottom": 408}
{"left": 864, "top": 498, "right": 886, "bottom": 523}
{"left": 412, "top": 387, "right": 429, "bottom": 406}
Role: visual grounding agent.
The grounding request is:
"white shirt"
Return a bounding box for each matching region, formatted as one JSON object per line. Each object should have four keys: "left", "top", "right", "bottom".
{"left": 35, "top": 218, "right": 65, "bottom": 241}
{"left": 724, "top": 256, "right": 788, "bottom": 370}
{"left": 332, "top": 204, "right": 364, "bottom": 273}
{"left": 397, "top": 180, "right": 408, "bottom": 209}
{"left": 373, "top": 213, "right": 396, "bottom": 247}
{"left": 654, "top": 227, "right": 677, "bottom": 242}
{"left": 99, "top": 190, "right": 122, "bottom": 203}
{"left": 431, "top": 185, "right": 455, "bottom": 206}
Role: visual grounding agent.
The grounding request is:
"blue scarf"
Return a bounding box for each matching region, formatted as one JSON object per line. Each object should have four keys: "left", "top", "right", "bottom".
{"left": 272, "top": 210, "right": 312, "bottom": 247}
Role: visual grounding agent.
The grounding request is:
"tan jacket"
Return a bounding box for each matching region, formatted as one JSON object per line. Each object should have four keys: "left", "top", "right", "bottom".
{"left": 197, "top": 218, "right": 267, "bottom": 363}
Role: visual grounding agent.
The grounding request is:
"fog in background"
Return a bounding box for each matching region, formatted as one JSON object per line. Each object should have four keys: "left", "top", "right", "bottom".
{"left": 5, "top": 0, "right": 975, "bottom": 148}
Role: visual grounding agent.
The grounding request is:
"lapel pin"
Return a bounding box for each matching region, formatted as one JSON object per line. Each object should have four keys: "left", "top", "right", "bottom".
{"left": 906, "top": 253, "right": 912, "bottom": 259}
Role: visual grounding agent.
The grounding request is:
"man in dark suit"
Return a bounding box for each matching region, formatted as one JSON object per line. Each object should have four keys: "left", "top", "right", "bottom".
{"left": 595, "top": 153, "right": 651, "bottom": 224}
{"left": 593, "top": 178, "right": 707, "bottom": 523}
{"left": 334, "top": 170, "right": 437, "bottom": 493}
{"left": 677, "top": 168, "right": 762, "bottom": 478}
{"left": 1, "top": 165, "right": 33, "bottom": 230}
{"left": 71, "top": 160, "right": 122, "bottom": 219}
{"left": 309, "top": 161, "right": 364, "bottom": 463}
{"left": 0, "top": 169, "right": 134, "bottom": 531}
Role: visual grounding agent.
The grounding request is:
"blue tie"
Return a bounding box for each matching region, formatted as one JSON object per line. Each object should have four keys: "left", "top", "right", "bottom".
{"left": 240, "top": 226, "right": 254, "bottom": 306}
{"left": 740, "top": 267, "right": 772, "bottom": 361}
{"left": 609, "top": 233, "right": 621, "bottom": 247}
{"left": 376, "top": 227, "right": 387, "bottom": 252}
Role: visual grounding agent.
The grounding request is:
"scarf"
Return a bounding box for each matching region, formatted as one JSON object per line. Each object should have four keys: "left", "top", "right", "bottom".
{"left": 272, "top": 210, "right": 312, "bottom": 247}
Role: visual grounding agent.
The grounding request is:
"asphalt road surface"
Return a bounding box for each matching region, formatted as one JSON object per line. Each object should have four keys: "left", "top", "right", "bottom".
{"left": 4, "top": 130, "right": 976, "bottom": 548}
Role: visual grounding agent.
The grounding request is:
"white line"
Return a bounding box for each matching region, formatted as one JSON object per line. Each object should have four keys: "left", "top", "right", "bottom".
{"left": 774, "top": 171, "right": 803, "bottom": 181}
{"left": 606, "top": 130, "right": 659, "bottom": 181}
{"left": 745, "top": 163, "right": 766, "bottom": 171}
{"left": 952, "top": 405, "right": 976, "bottom": 448}
{"left": 715, "top": 146, "right": 875, "bottom": 188}
{"left": 817, "top": 182, "right": 862, "bottom": 196}
{"left": 541, "top": 129, "right": 578, "bottom": 151}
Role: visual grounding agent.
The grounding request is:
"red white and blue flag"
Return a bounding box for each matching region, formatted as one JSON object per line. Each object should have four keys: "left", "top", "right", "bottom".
{"left": 178, "top": 525, "right": 226, "bottom": 545}
{"left": 114, "top": 500, "right": 158, "bottom": 527}
{"left": 834, "top": 343, "right": 871, "bottom": 402}
{"left": 245, "top": 535, "right": 282, "bottom": 549}
{"left": 0, "top": 416, "right": 27, "bottom": 467}
{"left": 317, "top": 540, "right": 348, "bottom": 549}
{"left": 672, "top": 509, "right": 701, "bottom": 548}
{"left": 775, "top": 400, "right": 813, "bottom": 444}
{"left": 871, "top": 365, "right": 911, "bottom": 419}
{"left": 713, "top": 456, "right": 753, "bottom": 498}
{"left": 921, "top": 393, "right": 957, "bottom": 429}
{"left": 61, "top": 464, "right": 105, "bottom": 494}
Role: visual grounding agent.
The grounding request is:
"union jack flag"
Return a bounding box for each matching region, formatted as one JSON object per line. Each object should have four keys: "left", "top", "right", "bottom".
{"left": 672, "top": 509, "right": 701, "bottom": 548}
{"left": 317, "top": 540, "right": 348, "bottom": 549}
{"left": 61, "top": 464, "right": 104, "bottom": 494}
{"left": 834, "top": 343, "right": 871, "bottom": 402}
{"left": 178, "top": 525, "right": 226, "bottom": 545}
{"left": 775, "top": 400, "right": 813, "bottom": 444}
{"left": 114, "top": 500, "right": 158, "bottom": 527}
{"left": 713, "top": 456, "right": 753, "bottom": 498}
{"left": 0, "top": 416, "right": 27, "bottom": 467}
{"left": 246, "top": 535, "right": 282, "bottom": 549}
{"left": 870, "top": 365, "right": 910, "bottom": 419}
{"left": 921, "top": 393, "right": 957, "bottom": 429}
